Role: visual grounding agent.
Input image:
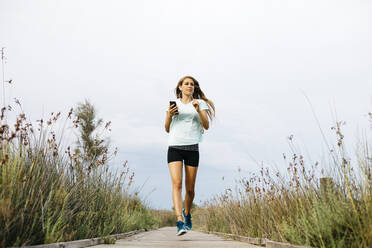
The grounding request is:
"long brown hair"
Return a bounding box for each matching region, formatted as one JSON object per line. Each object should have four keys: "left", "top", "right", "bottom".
{"left": 175, "top": 76, "right": 216, "bottom": 122}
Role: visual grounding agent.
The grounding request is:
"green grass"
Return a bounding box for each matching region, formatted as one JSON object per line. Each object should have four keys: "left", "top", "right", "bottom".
{"left": 149, "top": 209, "right": 175, "bottom": 227}
{"left": 193, "top": 119, "right": 372, "bottom": 248}
{"left": 0, "top": 107, "right": 158, "bottom": 246}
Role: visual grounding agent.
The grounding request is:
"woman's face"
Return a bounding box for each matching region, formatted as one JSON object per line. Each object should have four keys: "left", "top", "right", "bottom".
{"left": 179, "top": 78, "right": 195, "bottom": 96}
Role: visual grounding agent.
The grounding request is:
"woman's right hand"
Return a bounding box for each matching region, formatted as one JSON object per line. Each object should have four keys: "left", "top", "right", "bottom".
{"left": 169, "top": 105, "right": 178, "bottom": 117}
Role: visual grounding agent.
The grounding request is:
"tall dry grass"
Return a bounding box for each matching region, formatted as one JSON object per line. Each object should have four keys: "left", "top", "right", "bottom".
{"left": 0, "top": 104, "right": 158, "bottom": 247}
{"left": 150, "top": 202, "right": 200, "bottom": 227}
{"left": 194, "top": 116, "right": 372, "bottom": 248}
{"left": 149, "top": 209, "right": 175, "bottom": 227}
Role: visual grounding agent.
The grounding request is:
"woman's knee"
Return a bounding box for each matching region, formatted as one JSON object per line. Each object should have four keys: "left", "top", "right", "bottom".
{"left": 186, "top": 188, "right": 195, "bottom": 196}
{"left": 172, "top": 181, "right": 182, "bottom": 191}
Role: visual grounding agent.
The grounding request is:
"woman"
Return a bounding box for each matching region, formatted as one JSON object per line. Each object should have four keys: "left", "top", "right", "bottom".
{"left": 164, "top": 76, "right": 215, "bottom": 236}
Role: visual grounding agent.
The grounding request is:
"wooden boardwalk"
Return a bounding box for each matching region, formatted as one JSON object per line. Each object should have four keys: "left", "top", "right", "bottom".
{"left": 93, "top": 227, "right": 259, "bottom": 248}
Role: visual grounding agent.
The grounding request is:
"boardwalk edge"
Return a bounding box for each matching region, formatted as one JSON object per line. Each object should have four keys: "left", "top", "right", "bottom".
{"left": 13, "top": 228, "right": 158, "bottom": 248}
{"left": 199, "top": 230, "right": 312, "bottom": 248}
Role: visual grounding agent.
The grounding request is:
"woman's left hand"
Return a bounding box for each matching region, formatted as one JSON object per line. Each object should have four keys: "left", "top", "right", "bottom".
{"left": 192, "top": 100, "right": 200, "bottom": 112}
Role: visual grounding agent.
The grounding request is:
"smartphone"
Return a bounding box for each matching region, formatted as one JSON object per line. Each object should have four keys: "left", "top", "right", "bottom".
{"left": 169, "top": 101, "right": 179, "bottom": 115}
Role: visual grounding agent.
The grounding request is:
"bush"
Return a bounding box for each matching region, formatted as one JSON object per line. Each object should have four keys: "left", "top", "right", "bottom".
{"left": 0, "top": 103, "right": 157, "bottom": 246}
{"left": 194, "top": 117, "right": 372, "bottom": 248}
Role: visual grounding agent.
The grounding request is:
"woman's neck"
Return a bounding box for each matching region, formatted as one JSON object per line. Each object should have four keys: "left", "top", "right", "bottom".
{"left": 181, "top": 95, "right": 193, "bottom": 104}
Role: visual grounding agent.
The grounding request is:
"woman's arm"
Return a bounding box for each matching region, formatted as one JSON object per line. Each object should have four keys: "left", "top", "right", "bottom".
{"left": 198, "top": 110, "right": 209, "bottom": 130}
{"left": 164, "top": 111, "right": 172, "bottom": 133}
{"left": 165, "top": 104, "right": 178, "bottom": 133}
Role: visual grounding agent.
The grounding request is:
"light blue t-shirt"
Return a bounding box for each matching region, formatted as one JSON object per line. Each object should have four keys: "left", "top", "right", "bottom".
{"left": 166, "top": 98, "right": 209, "bottom": 146}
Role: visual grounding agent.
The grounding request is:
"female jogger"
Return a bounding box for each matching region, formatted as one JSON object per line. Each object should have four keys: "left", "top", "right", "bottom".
{"left": 164, "top": 76, "right": 215, "bottom": 235}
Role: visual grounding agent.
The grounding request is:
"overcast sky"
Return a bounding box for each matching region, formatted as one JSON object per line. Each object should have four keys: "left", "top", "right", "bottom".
{"left": 1, "top": 0, "right": 371, "bottom": 209}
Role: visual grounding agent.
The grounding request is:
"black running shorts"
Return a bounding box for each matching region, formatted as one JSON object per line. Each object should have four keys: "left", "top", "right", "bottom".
{"left": 167, "top": 147, "right": 199, "bottom": 167}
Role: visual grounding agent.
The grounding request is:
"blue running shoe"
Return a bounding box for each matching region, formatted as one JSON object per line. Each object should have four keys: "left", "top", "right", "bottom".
{"left": 176, "top": 221, "right": 187, "bottom": 236}
{"left": 182, "top": 208, "right": 192, "bottom": 230}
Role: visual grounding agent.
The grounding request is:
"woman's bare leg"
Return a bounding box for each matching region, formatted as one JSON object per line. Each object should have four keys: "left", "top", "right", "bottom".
{"left": 168, "top": 161, "right": 184, "bottom": 221}
{"left": 184, "top": 165, "right": 198, "bottom": 216}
